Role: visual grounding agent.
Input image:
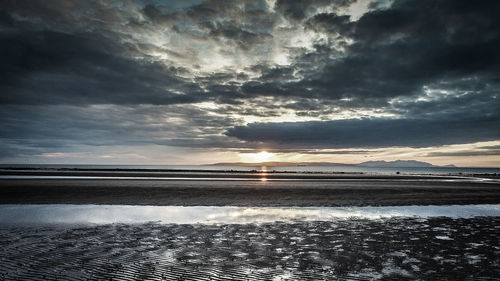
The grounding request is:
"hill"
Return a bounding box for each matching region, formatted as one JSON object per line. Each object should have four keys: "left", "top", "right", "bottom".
{"left": 210, "top": 160, "right": 455, "bottom": 167}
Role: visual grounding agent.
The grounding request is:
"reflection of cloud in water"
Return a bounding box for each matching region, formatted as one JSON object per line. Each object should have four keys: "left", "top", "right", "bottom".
{"left": 0, "top": 204, "right": 499, "bottom": 225}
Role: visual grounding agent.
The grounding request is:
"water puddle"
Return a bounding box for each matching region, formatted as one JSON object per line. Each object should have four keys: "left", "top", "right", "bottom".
{"left": 0, "top": 204, "right": 499, "bottom": 225}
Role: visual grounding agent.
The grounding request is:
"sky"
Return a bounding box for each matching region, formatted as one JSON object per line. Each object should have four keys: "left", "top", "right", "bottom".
{"left": 0, "top": 0, "right": 499, "bottom": 167}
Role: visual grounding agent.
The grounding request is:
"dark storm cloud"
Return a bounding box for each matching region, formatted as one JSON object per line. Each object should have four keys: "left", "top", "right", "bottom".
{"left": 306, "top": 13, "right": 353, "bottom": 35}
{"left": 479, "top": 145, "right": 500, "bottom": 150}
{"left": 0, "top": 104, "right": 239, "bottom": 155}
{"left": 3, "top": 0, "right": 499, "bottom": 106}
{"left": 225, "top": 148, "right": 374, "bottom": 154}
{"left": 0, "top": 28, "right": 201, "bottom": 105}
{"left": 424, "top": 145, "right": 500, "bottom": 157}
{"left": 227, "top": 0, "right": 500, "bottom": 149}
{"left": 275, "top": 0, "right": 356, "bottom": 21}
{"left": 226, "top": 114, "right": 500, "bottom": 149}
{"left": 297, "top": 0, "right": 500, "bottom": 102}
{"left": 204, "top": 21, "right": 273, "bottom": 50}
{"left": 1, "top": 0, "right": 500, "bottom": 158}
{"left": 0, "top": 10, "right": 14, "bottom": 26}
{"left": 0, "top": 0, "right": 271, "bottom": 106}
{"left": 426, "top": 150, "right": 500, "bottom": 157}
{"left": 274, "top": 149, "right": 374, "bottom": 155}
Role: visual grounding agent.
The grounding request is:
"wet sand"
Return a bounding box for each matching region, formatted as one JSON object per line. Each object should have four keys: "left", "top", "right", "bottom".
{"left": 1, "top": 217, "right": 499, "bottom": 280}
{"left": 1, "top": 177, "right": 499, "bottom": 206}
{"left": 1, "top": 170, "right": 499, "bottom": 280}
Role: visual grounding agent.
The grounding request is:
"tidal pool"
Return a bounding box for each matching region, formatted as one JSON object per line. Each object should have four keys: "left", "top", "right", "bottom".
{"left": 0, "top": 204, "right": 499, "bottom": 225}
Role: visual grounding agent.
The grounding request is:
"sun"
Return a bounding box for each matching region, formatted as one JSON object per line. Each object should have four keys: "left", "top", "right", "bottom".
{"left": 240, "top": 151, "right": 275, "bottom": 163}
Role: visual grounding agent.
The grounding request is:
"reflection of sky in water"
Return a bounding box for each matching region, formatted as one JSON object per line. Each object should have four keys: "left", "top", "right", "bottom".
{"left": 0, "top": 204, "right": 499, "bottom": 225}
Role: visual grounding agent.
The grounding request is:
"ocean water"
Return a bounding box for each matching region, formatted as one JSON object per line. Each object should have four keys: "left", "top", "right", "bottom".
{"left": 1, "top": 164, "right": 499, "bottom": 175}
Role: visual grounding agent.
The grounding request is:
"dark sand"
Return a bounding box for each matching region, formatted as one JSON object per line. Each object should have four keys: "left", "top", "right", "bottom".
{"left": 1, "top": 217, "right": 499, "bottom": 280}
{"left": 1, "top": 177, "right": 499, "bottom": 206}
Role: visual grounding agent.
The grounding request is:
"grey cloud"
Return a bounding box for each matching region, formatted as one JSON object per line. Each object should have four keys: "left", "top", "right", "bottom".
{"left": 424, "top": 145, "right": 500, "bottom": 157}
{"left": 1, "top": 0, "right": 500, "bottom": 160}
{"left": 0, "top": 104, "right": 238, "bottom": 153}
{"left": 279, "top": 0, "right": 500, "bottom": 109}
{"left": 306, "top": 13, "right": 353, "bottom": 35}
{"left": 275, "top": 0, "right": 356, "bottom": 21}
{"left": 3, "top": 0, "right": 499, "bottom": 109}
{"left": 287, "top": 150, "right": 374, "bottom": 155}
{"left": 387, "top": 79, "right": 500, "bottom": 119}
{"left": 226, "top": 148, "right": 374, "bottom": 154}
{"left": 157, "top": 136, "right": 252, "bottom": 149}
{"left": 479, "top": 145, "right": 500, "bottom": 150}
{"left": 259, "top": 66, "right": 296, "bottom": 81}
{"left": 142, "top": 5, "right": 180, "bottom": 26}
{"left": 0, "top": 29, "right": 201, "bottom": 105}
{"left": 204, "top": 21, "right": 273, "bottom": 50}
{"left": 0, "top": 10, "right": 14, "bottom": 26}
{"left": 426, "top": 150, "right": 500, "bottom": 157}
{"left": 226, "top": 115, "right": 500, "bottom": 148}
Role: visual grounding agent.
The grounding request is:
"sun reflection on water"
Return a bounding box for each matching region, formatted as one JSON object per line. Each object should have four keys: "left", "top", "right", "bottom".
{"left": 260, "top": 166, "right": 268, "bottom": 182}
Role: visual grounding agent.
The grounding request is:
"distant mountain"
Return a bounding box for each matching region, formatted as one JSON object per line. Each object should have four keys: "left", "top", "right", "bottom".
{"left": 210, "top": 160, "right": 456, "bottom": 168}
{"left": 357, "top": 160, "right": 435, "bottom": 168}
{"left": 210, "top": 162, "right": 348, "bottom": 167}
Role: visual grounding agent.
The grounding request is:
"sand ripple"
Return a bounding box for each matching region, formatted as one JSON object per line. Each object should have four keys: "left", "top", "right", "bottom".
{"left": 1, "top": 217, "right": 499, "bottom": 280}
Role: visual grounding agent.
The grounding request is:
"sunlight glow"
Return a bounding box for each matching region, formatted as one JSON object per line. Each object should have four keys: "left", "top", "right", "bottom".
{"left": 273, "top": 53, "right": 290, "bottom": 65}
{"left": 240, "top": 151, "right": 275, "bottom": 163}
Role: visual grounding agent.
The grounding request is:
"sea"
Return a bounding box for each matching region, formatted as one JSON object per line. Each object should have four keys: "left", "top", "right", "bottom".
{"left": 1, "top": 164, "right": 499, "bottom": 175}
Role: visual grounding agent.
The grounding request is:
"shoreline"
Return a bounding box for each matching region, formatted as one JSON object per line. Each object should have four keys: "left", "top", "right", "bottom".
{"left": 1, "top": 167, "right": 499, "bottom": 180}
{"left": 1, "top": 176, "right": 499, "bottom": 207}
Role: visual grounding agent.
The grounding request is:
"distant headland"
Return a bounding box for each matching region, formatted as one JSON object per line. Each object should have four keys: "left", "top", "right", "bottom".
{"left": 211, "top": 160, "right": 456, "bottom": 168}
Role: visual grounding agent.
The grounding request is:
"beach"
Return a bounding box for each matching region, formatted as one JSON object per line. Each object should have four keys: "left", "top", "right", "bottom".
{"left": 0, "top": 174, "right": 499, "bottom": 206}
{"left": 1, "top": 218, "right": 499, "bottom": 280}
{"left": 1, "top": 169, "right": 500, "bottom": 280}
